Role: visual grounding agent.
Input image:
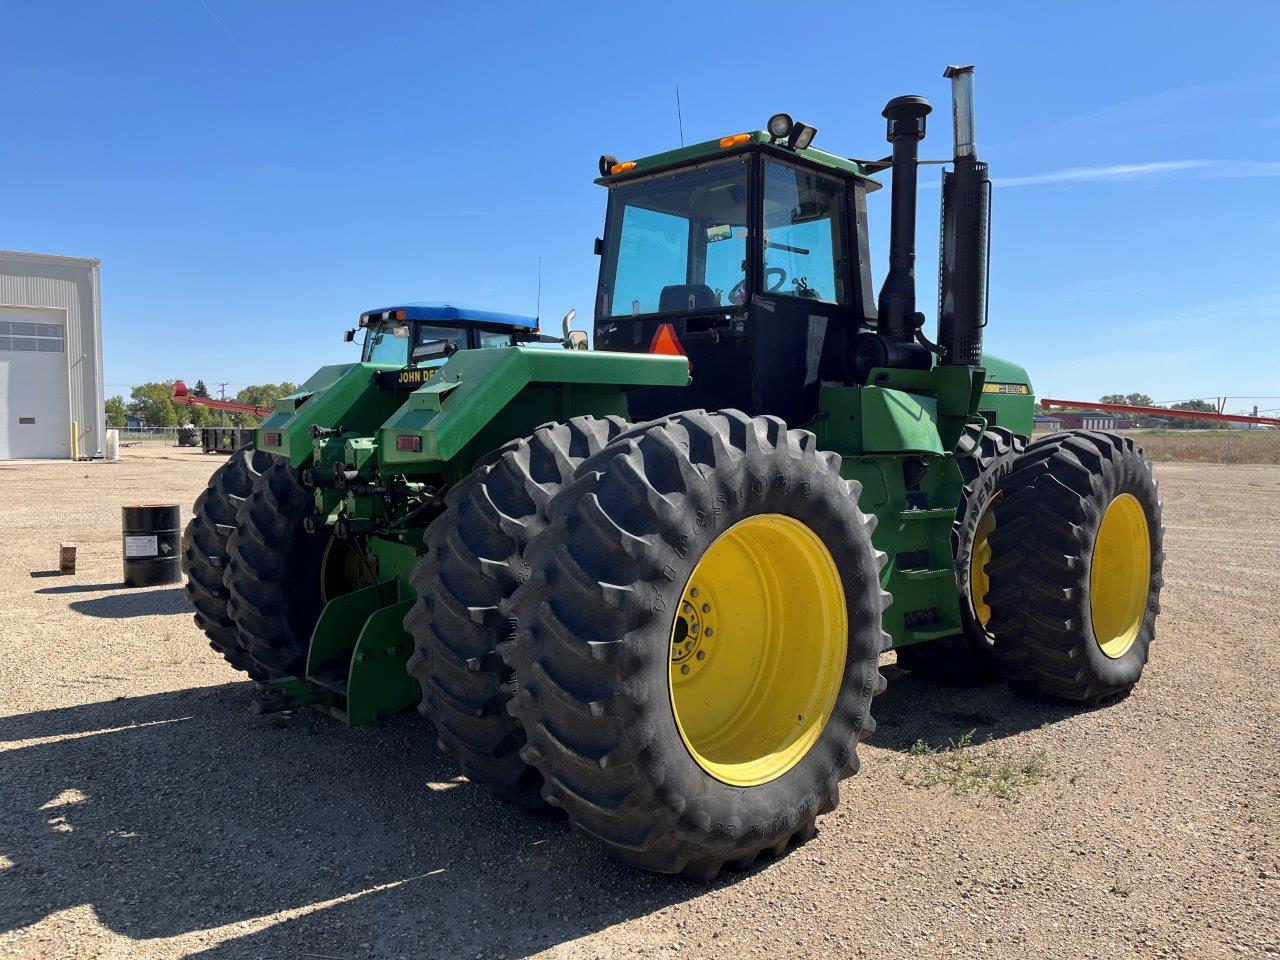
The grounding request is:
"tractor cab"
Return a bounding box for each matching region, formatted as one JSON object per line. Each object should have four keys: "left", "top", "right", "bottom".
{"left": 357, "top": 302, "right": 543, "bottom": 369}
{"left": 592, "top": 128, "right": 884, "bottom": 427}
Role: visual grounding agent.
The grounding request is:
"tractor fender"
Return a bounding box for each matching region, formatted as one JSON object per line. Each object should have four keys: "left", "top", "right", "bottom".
{"left": 381, "top": 347, "right": 688, "bottom": 466}
{"left": 255, "top": 362, "right": 404, "bottom": 466}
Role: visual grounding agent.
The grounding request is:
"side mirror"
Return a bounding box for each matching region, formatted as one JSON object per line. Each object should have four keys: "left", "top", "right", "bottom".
{"left": 343, "top": 328, "right": 357, "bottom": 343}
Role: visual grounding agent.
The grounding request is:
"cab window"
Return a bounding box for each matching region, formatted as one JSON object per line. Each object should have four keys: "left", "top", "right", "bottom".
{"left": 413, "top": 324, "right": 468, "bottom": 366}
{"left": 601, "top": 156, "right": 749, "bottom": 316}
{"left": 761, "top": 161, "right": 848, "bottom": 304}
{"left": 476, "top": 330, "right": 514, "bottom": 349}
{"left": 363, "top": 323, "right": 412, "bottom": 365}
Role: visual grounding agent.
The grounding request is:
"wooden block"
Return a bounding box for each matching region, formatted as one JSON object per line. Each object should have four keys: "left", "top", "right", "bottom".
{"left": 60, "top": 543, "right": 77, "bottom": 575}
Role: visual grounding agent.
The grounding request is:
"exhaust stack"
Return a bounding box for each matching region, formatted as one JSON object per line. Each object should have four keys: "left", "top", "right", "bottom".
{"left": 937, "top": 65, "right": 990, "bottom": 368}
{"left": 875, "top": 95, "right": 933, "bottom": 343}
{"left": 947, "top": 64, "right": 977, "bottom": 158}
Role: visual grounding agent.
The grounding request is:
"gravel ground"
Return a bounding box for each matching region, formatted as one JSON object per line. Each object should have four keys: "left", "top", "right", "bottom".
{"left": 1, "top": 445, "right": 1277, "bottom": 960}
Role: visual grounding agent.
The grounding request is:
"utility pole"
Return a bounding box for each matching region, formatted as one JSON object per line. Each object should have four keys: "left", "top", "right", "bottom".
{"left": 218, "top": 382, "right": 228, "bottom": 428}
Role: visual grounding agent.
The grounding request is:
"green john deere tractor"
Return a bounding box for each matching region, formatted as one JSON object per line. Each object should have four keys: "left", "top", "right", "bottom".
{"left": 183, "top": 65, "right": 1164, "bottom": 878}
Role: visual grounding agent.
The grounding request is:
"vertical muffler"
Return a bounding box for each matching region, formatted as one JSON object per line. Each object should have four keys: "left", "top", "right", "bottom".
{"left": 937, "top": 65, "right": 991, "bottom": 368}
{"left": 876, "top": 94, "right": 933, "bottom": 342}
{"left": 852, "top": 94, "right": 935, "bottom": 381}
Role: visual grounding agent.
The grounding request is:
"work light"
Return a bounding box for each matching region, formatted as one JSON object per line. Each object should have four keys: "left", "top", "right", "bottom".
{"left": 789, "top": 122, "right": 817, "bottom": 150}
{"left": 767, "top": 113, "right": 793, "bottom": 140}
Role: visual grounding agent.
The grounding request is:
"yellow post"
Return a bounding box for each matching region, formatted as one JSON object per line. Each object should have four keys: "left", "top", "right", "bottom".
{"left": 70, "top": 420, "right": 80, "bottom": 460}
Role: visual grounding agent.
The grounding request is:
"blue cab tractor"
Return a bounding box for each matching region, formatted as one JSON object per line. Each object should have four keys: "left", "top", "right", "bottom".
{"left": 348, "top": 301, "right": 576, "bottom": 367}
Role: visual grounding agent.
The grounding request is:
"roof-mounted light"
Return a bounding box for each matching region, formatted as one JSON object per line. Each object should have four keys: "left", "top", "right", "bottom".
{"left": 767, "top": 113, "right": 793, "bottom": 140}
{"left": 599, "top": 154, "right": 619, "bottom": 177}
{"left": 610, "top": 161, "right": 636, "bottom": 175}
{"left": 788, "top": 122, "right": 818, "bottom": 150}
{"left": 719, "top": 133, "right": 751, "bottom": 148}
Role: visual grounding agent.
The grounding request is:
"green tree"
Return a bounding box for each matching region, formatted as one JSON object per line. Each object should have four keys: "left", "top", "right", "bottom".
{"left": 126, "top": 382, "right": 179, "bottom": 428}
{"left": 1168, "top": 398, "right": 1216, "bottom": 429}
{"left": 1172, "top": 399, "right": 1215, "bottom": 412}
{"left": 193, "top": 379, "right": 211, "bottom": 398}
{"left": 105, "top": 395, "right": 126, "bottom": 428}
{"left": 1099, "top": 393, "right": 1154, "bottom": 407}
{"left": 180, "top": 404, "right": 214, "bottom": 427}
{"left": 233, "top": 382, "right": 299, "bottom": 427}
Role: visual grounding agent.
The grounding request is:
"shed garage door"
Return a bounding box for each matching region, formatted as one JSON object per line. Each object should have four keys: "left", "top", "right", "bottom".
{"left": 0, "top": 306, "right": 71, "bottom": 459}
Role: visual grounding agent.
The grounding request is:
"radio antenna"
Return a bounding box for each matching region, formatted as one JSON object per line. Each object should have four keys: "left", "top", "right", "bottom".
{"left": 675, "top": 85, "right": 685, "bottom": 145}
{"left": 536, "top": 257, "right": 542, "bottom": 328}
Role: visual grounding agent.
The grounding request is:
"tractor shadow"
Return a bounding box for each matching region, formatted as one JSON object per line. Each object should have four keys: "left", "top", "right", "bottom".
{"left": 34, "top": 583, "right": 189, "bottom": 618}
{"left": 872, "top": 657, "right": 1092, "bottom": 752}
{"left": 0, "top": 684, "right": 710, "bottom": 958}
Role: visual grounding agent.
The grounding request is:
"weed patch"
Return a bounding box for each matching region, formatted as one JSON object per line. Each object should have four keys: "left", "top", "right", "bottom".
{"left": 901, "top": 731, "right": 1052, "bottom": 800}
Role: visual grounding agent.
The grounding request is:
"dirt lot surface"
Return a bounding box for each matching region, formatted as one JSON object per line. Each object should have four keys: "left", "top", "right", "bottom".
{"left": 1, "top": 445, "right": 1277, "bottom": 959}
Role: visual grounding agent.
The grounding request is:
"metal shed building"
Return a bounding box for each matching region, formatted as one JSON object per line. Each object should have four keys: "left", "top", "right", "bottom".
{"left": 0, "top": 251, "right": 104, "bottom": 459}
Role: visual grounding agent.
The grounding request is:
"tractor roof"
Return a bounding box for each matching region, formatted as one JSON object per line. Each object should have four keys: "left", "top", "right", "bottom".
{"left": 596, "top": 131, "right": 883, "bottom": 191}
{"left": 360, "top": 302, "right": 539, "bottom": 329}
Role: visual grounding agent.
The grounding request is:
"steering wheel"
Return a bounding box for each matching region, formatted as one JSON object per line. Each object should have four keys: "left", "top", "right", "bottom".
{"left": 727, "top": 267, "right": 789, "bottom": 305}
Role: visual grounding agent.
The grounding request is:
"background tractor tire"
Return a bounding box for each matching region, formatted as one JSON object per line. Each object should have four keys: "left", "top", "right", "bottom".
{"left": 986, "top": 430, "right": 1164, "bottom": 704}
{"left": 895, "top": 426, "right": 1025, "bottom": 684}
{"left": 501, "top": 409, "right": 890, "bottom": 879}
{"left": 182, "top": 445, "right": 274, "bottom": 678}
{"left": 403, "top": 416, "right": 626, "bottom": 810}
{"left": 224, "top": 459, "right": 330, "bottom": 680}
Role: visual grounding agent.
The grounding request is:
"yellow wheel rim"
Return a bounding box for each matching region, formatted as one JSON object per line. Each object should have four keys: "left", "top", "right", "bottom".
{"left": 1089, "top": 493, "right": 1151, "bottom": 659}
{"left": 668, "top": 514, "right": 847, "bottom": 787}
{"left": 969, "top": 493, "right": 1000, "bottom": 633}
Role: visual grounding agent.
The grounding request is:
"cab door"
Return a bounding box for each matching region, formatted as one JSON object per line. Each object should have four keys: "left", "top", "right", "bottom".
{"left": 747, "top": 159, "right": 856, "bottom": 426}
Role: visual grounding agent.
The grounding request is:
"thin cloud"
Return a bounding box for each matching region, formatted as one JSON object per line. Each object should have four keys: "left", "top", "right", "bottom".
{"left": 1045, "top": 76, "right": 1280, "bottom": 137}
{"left": 993, "top": 159, "right": 1280, "bottom": 187}
{"left": 989, "top": 75, "right": 1280, "bottom": 154}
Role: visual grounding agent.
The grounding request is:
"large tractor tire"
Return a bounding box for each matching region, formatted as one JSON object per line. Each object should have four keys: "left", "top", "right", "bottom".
{"left": 501, "top": 410, "right": 890, "bottom": 879}
{"left": 182, "top": 445, "right": 274, "bottom": 678}
{"left": 986, "top": 430, "right": 1164, "bottom": 704}
{"left": 224, "top": 459, "right": 332, "bottom": 680}
{"left": 895, "top": 426, "right": 1026, "bottom": 683}
{"left": 403, "top": 416, "right": 626, "bottom": 810}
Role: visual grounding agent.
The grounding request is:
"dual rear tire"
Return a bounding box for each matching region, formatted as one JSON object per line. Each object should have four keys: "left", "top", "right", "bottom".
{"left": 897, "top": 427, "right": 1164, "bottom": 707}
{"left": 223, "top": 460, "right": 333, "bottom": 679}
{"left": 184, "top": 452, "right": 337, "bottom": 682}
{"left": 500, "top": 410, "right": 890, "bottom": 878}
{"left": 986, "top": 430, "right": 1164, "bottom": 704}
{"left": 402, "top": 416, "right": 626, "bottom": 810}
{"left": 182, "top": 446, "right": 275, "bottom": 679}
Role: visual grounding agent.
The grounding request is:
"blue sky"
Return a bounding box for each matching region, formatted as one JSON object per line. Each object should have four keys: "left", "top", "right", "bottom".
{"left": 3, "top": 1, "right": 1278, "bottom": 412}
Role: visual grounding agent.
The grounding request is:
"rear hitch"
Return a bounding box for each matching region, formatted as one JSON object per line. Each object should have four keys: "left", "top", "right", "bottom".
{"left": 250, "top": 677, "right": 339, "bottom": 715}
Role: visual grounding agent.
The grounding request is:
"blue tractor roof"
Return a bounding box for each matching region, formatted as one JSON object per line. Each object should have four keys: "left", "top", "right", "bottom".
{"left": 361, "top": 301, "right": 539, "bottom": 330}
